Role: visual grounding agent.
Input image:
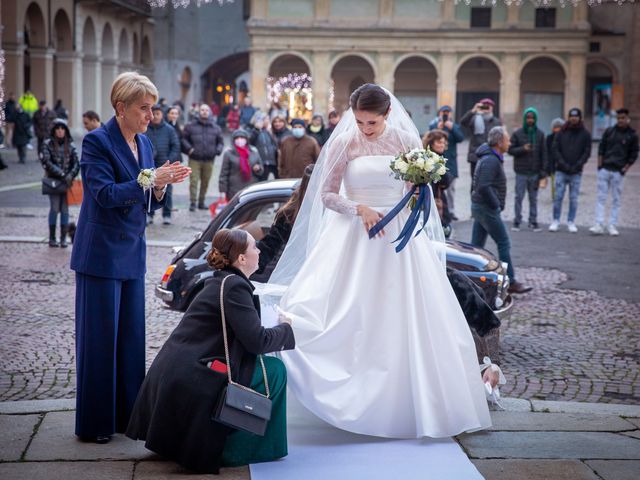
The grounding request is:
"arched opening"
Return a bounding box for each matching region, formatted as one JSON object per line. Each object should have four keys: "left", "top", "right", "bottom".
{"left": 456, "top": 57, "right": 501, "bottom": 117}
{"left": 141, "top": 36, "right": 152, "bottom": 68}
{"left": 133, "top": 33, "right": 140, "bottom": 65}
{"left": 394, "top": 56, "right": 438, "bottom": 134}
{"left": 520, "top": 57, "right": 566, "bottom": 134}
{"left": 83, "top": 17, "right": 99, "bottom": 115}
{"left": 201, "top": 52, "right": 249, "bottom": 111}
{"left": 330, "top": 55, "right": 375, "bottom": 113}
{"left": 101, "top": 23, "right": 117, "bottom": 120}
{"left": 268, "top": 54, "right": 313, "bottom": 121}
{"left": 23, "top": 2, "right": 47, "bottom": 93}
{"left": 53, "top": 9, "right": 73, "bottom": 118}
{"left": 586, "top": 61, "right": 617, "bottom": 140}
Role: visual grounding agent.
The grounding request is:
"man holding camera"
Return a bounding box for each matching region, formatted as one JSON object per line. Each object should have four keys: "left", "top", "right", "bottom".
{"left": 461, "top": 98, "right": 502, "bottom": 188}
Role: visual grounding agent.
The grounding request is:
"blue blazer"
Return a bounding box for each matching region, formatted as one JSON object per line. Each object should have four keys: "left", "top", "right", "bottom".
{"left": 70, "top": 117, "right": 165, "bottom": 280}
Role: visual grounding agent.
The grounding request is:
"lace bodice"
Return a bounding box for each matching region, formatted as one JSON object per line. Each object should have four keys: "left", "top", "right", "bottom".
{"left": 321, "top": 125, "right": 421, "bottom": 215}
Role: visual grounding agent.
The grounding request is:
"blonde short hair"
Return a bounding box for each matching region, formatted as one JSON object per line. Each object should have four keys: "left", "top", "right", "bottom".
{"left": 110, "top": 72, "right": 158, "bottom": 112}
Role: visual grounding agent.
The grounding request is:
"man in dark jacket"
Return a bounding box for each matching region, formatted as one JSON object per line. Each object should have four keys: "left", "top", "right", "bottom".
{"left": 549, "top": 108, "right": 592, "bottom": 233}
{"left": 460, "top": 98, "right": 502, "bottom": 188}
{"left": 182, "top": 104, "right": 225, "bottom": 211}
{"left": 471, "top": 126, "right": 531, "bottom": 294}
{"left": 146, "top": 105, "right": 182, "bottom": 224}
{"left": 508, "top": 107, "right": 547, "bottom": 231}
{"left": 250, "top": 113, "right": 279, "bottom": 180}
{"left": 589, "top": 108, "right": 638, "bottom": 236}
{"left": 13, "top": 105, "right": 32, "bottom": 164}
{"left": 33, "top": 101, "right": 57, "bottom": 155}
{"left": 3, "top": 92, "right": 17, "bottom": 148}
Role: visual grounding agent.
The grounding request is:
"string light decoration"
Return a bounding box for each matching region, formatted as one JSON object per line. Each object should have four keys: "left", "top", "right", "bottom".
{"left": 0, "top": 50, "right": 5, "bottom": 127}
{"left": 147, "top": 0, "right": 232, "bottom": 8}
{"left": 267, "top": 73, "right": 313, "bottom": 119}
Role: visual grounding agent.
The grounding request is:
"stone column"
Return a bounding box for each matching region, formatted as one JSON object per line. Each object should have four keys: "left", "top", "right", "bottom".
{"left": 250, "top": 0, "right": 268, "bottom": 19}
{"left": 29, "top": 47, "right": 55, "bottom": 104}
{"left": 83, "top": 55, "right": 102, "bottom": 115}
{"left": 438, "top": 53, "right": 456, "bottom": 112}
{"left": 505, "top": 5, "right": 519, "bottom": 29}
{"left": 314, "top": 0, "right": 330, "bottom": 23}
{"left": 101, "top": 59, "right": 119, "bottom": 121}
{"left": 311, "top": 51, "right": 330, "bottom": 116}
{"left": 3, "top": 44, "right": 25, "bottom": 98}
{"left": 250, "top": 50, "right": 269, "bottom": 110}
{"left": 379, "top": 0, "right": 393, "bottom": 26}
{"left": 440, "top": 0, "right": 456, "bottom": 28}
{"left": 55, "top": 51, "right": 83, "bottom": 128}
{"left": 377, "top": 53, "right": 395, "bottom": 93}
{"left": 566, "top": 53, "right": 586, "bottom": 114}
{"left": 500, "top": 54, "right": 520, "bottom": 131}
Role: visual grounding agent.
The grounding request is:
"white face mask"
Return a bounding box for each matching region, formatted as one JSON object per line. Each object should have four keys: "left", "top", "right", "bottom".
{"left": 292, "top": 127, "right": 305, "bottom": 138}
{"left": 234, "top": 138, "right": 248, "bottom": 148}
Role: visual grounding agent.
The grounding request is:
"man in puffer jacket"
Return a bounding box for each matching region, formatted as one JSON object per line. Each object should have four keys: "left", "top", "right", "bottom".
{"left": 508, "top": 107, "right": 547, "bottom": 231}
{"left": 589, "top": 108, "right": 638, "bottom": 236}
{"left": 549, "top": 108, "right": 591, "bottom": 233}
{"left": 181, "top": 104, "right": 225, "bottom": 211}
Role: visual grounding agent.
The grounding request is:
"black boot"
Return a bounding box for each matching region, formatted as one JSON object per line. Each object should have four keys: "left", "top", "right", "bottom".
{"left": 60, "top": 225, "right": 68, "bottom": 248}
{"left": 49, "top": 225, "right": 59, "bottom": 247}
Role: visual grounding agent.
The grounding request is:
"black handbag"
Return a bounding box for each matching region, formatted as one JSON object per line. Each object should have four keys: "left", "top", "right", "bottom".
{"left": 42, "top": 177, "right": 68, "bottom": 195}
{"left": 212, "top": 275, "right": 272, "bottom": 436}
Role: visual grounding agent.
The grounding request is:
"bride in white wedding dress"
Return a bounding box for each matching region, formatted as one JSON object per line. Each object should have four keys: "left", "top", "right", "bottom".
{"left": 267, "top": 84, "right": 491, "bottom": 438}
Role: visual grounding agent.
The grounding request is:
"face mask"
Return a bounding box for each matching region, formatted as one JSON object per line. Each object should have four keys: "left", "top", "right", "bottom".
{"left": 234, "top": 138, "right": 247, "bottom": 148}
{"left": 309, "top": 125, "right": 322, "bottom": 133}
{"left": 292, "top": 128, "right": 305, "bottom": 139}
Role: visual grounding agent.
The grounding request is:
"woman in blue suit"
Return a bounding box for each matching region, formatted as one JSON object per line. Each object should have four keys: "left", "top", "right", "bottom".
{"left": 70, "top": 72, "right": 191, "bottom": 443}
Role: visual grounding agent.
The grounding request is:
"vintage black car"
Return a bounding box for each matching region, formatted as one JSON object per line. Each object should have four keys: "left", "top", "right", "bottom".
{"left": 156, "top": 180, "right": 513, "bottom": 317}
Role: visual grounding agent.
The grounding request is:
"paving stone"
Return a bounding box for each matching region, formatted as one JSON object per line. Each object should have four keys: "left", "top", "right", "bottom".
{"left": 25, "top": 411, "right": 154, "bottom": 461}
{"left": 626, "top": 417, "right": 640, "bottom": 428}
{"left": 0, "top": 461, "right": 133, "bottom": 480}
{"left": 585, "top": 460, "right": 640, "bottom": 480}
{"left": 489, "top": 411, "right": 637, "bottom": 432}
{"left": 459, "top": 431, "right": 640, "bottom": 459}
{"left": 135, "top": 461, "right": 249, "bottom": 480}
{"left": 622, "top": 430, "right": 640, "bottom": 440}
{"left": 496, "top": 397, "right": 531, "bottom": 412}
{"left": 0, "top": 399, "right": 75, "bottom": 414}
{"left": 471, "top": 459, "right": 600, "bottom": 480}
{"left": 532, "top": 400, "right": 640, "bottom": 417}
{"left": 0, "top": 414, "right": 40, "bottom": 461}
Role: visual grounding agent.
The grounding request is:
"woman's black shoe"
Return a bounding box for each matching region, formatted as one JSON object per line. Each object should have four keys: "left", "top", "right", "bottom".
{"left": 79, "top": 435, "right": 112, "bottom": 444}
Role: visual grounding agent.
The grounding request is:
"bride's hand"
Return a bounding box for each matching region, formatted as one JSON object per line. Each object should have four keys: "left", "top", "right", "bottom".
{"left": 357, "top": 205, "right": 385, "bottom": 237}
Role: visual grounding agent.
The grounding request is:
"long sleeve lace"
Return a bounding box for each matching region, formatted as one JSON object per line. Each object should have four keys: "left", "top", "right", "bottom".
{"left": 320, "top": 134, "right": 359, "bottom": 216}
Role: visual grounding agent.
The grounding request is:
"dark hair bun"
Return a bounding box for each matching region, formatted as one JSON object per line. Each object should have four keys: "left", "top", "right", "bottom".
{"left": 207, "top": 247, "right": 230, "bottom": 269}
{"left": 350, "top": 84, "right": 391, "bottom": 116}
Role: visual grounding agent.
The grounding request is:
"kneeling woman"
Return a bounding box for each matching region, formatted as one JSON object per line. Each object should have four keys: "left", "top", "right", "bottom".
{"left": 126, "top": 229, "right": 295, "bottom": 473}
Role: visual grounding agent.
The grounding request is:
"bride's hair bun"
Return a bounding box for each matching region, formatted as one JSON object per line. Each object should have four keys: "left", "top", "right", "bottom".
{"left": 206, "top": 228, "right": 249, "bottom": 270}
{"left": 350, "top": 84, "right": 390, "bottom": 116}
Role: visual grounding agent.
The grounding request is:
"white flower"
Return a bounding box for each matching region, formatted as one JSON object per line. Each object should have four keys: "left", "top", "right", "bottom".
{"left": 424, "top": 158, "right": 435, "bottom": 173}
{"left": 415, "top": 157, "right": 426, "bottom": 168}
{"left": 396, "top": 160, "right": 409, "bottom": 174}
{"left": 137, "top": 168, "right": 156, "bottom": 190}
{"left": 437, "top": 165, "right": 447, "bottom": 176}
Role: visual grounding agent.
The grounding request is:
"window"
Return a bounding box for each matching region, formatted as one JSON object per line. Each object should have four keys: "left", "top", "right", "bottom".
{"left": 470, "top": 8, "right": 492, "bottom": 28}
{"left": 535, "top": 8, "right": 556, "bottom": 28}
{"left": 590, "top": 42, "right": 601, "bottom": 53}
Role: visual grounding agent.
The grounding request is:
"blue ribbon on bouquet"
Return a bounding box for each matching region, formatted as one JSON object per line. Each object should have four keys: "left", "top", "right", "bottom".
{"left": 368, "top": 184, "right": 432, "bottom": 253}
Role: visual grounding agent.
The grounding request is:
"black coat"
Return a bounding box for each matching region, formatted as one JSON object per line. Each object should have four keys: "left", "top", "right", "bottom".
{"left": 145, "top": 121, "right": 181, "bottom": 168}
{"left": 181, "top": 118, "right": 224, "bottom": 161}
{"left": 12, "top": 112, "right": 32, "bottom": 147}
{"left": 508, "top": 127, "right": 546, "bottom": 176}
{"left": 552, "top": 125, "right": 592, "bottom": 175}
{"left": 598, "top": 126, "right": 639, "bottom": 173}
{"left": 471, "top": 144, "right": 507, "bottom": 211}
{"left": 126, "top": 267, "right": 294, "bottom": 474}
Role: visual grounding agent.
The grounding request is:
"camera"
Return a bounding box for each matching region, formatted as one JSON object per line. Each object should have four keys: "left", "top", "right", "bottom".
{"left": 442, "top": 113, "right": 449, "bottom": 123}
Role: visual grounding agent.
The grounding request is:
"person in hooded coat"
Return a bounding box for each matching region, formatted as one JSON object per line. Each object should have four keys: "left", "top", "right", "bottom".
{"left": 508, "top": 107, "right": 547, "bottom": 231}
{"left": 40, "top": 118, "right": 80, "bottom": 247}
{"left": 126, "top": 228, "right": 295, "bottom": 474}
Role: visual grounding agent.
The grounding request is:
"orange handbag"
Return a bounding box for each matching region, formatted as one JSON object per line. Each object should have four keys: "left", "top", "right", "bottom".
{"left": 67, "top": 179, "right": 83, "bottom": 206}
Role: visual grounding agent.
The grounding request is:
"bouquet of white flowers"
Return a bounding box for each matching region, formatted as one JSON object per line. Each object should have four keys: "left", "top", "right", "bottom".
{"left": 368, "top": 147, "right": 448, "bottom": 252}
{"left": 137, "top": 168, "right": 156, "bottom": 190}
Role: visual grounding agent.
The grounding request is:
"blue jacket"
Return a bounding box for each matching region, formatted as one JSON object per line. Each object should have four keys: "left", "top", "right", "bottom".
{"left": 471, "top": 144, "right": 507, "bottom": 211}
{"left": 70, "top": 117, "right": 165, "bottom": 279}
{"left": 145, "top": 120, "right": 181, "bottom": 168}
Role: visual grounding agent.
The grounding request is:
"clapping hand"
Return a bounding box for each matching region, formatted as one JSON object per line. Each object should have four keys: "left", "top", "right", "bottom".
{"left": 154, "top": 161, "right": 192, "bottom": 188}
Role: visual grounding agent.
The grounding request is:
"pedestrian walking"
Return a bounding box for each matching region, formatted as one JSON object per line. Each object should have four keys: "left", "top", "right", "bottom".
{"left": 549, "top": 108, "right": 592, "bottom": 233}
{"left": 589, "top": 108, "right": 638, "bottom": 236}
{"left": 278, "top": 119, "right": 320, "bottom": 178}
{"left": 429, "top": 105, "right": 464, "bottom": 220}
{"left": 33, "top": 101, "right": 56, "bottom": 155}
{"left": 219, "top": 129, "right": 263, "bottom": 200}
{"left": 226, "top": 104, "right": 240, "bottom": 132}
{"left": 70, "top": 72, "right": 191, "bottom": 444}
{"left": 471, "top": 126, "right": 532, "bottom": 294}
{"left": 40, "top": 119, "right": 79, "bottom": 247}
{"left": 182, "top": 103, "right": 225, "bottom": 211}
{"left": 239, "top": 97, "right": 257, "bottom": 129}
{"left": 82, "top": 110, "right": 102, "bottom": 132}
{"left": 54, "top": 99, "right": 69, "bottom": 120}
{"left": 508, "top": 107, "right": 547, "bottom": 232}
{"left": 460, "top": 98, "right": 502, "bottom": 190}
{"left": 13, "top": 105, "right": 32, "bottom": 164}
{"left": 250, "top": 114, "right": 279, "bottom": 180}
{"left": 545, "top": 117, "right": 565, "bottom": 201}
{"left": 3, "top": 92, "right": 17, "bottom": 148}
{"left": 18, "top": 91, "right": 38, "bottom": 117}
{"left": 146, "top": 105, "right": 181, "bottom": 225}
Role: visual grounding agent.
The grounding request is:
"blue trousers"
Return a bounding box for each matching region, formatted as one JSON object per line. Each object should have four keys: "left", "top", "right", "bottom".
{"left": 553, "top": 172, "right": 582, "bottom": 223}
{"left": 75, "top": 273, "right": 145, "bottom": 437}
{"left": 471, "top": 203, "right": 516, "bottom": 282}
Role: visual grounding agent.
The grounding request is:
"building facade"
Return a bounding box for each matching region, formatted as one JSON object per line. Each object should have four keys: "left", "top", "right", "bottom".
{"left": 2, "top": 0, "right": 154, "bottom": 132}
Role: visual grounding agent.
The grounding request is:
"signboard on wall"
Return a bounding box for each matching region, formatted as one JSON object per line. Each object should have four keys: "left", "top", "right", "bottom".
{"left": 592, "top": 83, "right": 616, "bottom": 140}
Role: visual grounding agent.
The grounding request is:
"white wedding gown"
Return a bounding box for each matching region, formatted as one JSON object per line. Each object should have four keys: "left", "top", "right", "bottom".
{"left": 279, "top": 150, "right": 492, "bottom": 439}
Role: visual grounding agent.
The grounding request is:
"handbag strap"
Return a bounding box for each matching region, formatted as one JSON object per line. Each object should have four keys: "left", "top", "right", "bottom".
{"left": 219, "top": 274, "right": 270, "bottom": 399}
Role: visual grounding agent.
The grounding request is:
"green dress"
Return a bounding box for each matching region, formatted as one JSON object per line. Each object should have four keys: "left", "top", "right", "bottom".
{"left": 221, "top": 356, "right": 288, "bottom": 467}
